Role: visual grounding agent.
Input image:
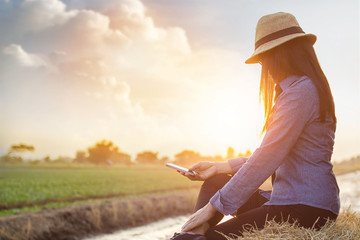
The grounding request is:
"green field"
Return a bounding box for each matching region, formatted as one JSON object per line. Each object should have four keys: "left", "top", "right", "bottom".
{"left": 1, "top": 160, "right": 358, "bottom": 217}
{"left": 0, "top": 164, "right": 201, "bottom": 216}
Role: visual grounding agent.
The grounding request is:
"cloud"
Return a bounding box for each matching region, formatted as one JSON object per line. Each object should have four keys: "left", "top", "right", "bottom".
{"left": 0, "top": 0, "right": 257, "bottom": 158}
{"left": 0, "top": 0, "right": 75, "bottom": 44}
{"left": 2, "top": 44, "right": 48, "bottom": 67}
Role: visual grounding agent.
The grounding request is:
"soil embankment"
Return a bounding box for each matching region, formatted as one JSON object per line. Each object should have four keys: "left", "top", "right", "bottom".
{"left": 0, "top": 190, "right": 198, "bottom": 240}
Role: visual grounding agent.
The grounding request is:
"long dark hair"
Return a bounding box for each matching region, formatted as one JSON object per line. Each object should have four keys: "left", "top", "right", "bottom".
{"left": 259, "top": 37, "right": 336, "bottom": 133}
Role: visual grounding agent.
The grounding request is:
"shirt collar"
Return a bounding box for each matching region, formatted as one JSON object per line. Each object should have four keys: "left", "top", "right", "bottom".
{"left": 278, "top": 75, "right": 302, "bottom": 91}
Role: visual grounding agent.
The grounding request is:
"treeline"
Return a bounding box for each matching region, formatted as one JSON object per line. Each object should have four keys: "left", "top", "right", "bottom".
{"left": 333, "top": 155, "right": 360, "bottom": 166}
{"left": 332, "top": 154, "right": 360, "bottom": 173}
{"left": 0, "top": 140, "right": 252, "bottom": 166}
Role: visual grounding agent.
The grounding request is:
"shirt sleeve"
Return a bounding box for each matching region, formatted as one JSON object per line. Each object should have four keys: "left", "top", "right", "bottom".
{"left": 210, "top": 82, "right": 318, "bottom": 215}
{"left": 228, "top": 157, "right": 248, "bottom": 173}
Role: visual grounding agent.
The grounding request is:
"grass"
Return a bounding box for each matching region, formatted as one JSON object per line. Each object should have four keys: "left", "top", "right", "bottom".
{"left": 0, "top": 164, "right": 201, "bottom": 215}
{"left": 0, "top": 189, "right": 187, "bottom": 216}
{"left": 230, "top": 209, "right": 360, "bottom": 240}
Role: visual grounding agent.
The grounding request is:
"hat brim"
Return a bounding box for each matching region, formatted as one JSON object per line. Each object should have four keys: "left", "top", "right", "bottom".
{"left": 245, "top": 33, "right": 317, "bottom": 64}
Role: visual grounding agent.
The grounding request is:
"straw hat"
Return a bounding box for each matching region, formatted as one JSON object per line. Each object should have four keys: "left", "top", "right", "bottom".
{"left": 245, "top": 12, "right": 317, "bottom": 64}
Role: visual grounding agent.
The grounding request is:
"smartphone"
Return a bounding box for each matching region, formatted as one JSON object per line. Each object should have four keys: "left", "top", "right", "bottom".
{"left": 166, "top": 163, "right": 195, "bottom": 176}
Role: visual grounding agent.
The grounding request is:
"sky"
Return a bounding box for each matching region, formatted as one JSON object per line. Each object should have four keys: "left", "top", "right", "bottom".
{"left": 0, "top": 0, "right": 359, "bottom": 161}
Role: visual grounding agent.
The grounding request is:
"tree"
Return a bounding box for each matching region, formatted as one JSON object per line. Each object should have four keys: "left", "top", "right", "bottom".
{"left": 199, "top": 155, "right": 224, "bottom": 163}
{"left": 174, "top": 150, "right": 201, "bottom": 166}
{"left": 215, "top": 155, "right": 224, "bottom": 162}
{"left": 53, "top": 156, "right": 72, "bottom": 163}
{"left": 44, "top": 155, "right": 51, "bottom": 163}
{"left": 0, "top": 155, "right": 22, "bottom": 164}
{"left": 226, "top": 146, "right": 235, "bottom": 159}
{"left": 87, "top": 139, "right": 130, "bottom": 165}
{"left": 110, "top": 151, "right": 131, "bottom": 165}
{"left": 238, "top": 150, "right": 252, "bottom": 157}
{"left": 159, "top": 156, "right": 170, "bottom": 164}
{"left": 9, "top": 143, "right": 35, "bottom": 153}
{"left": 1, "top": 143, "right": 35, "bottom": 163}
{"left": 73, "top": 151, "right": 87, "bottom": 163}
{"left": 88, "top": 140, "right": 114, "bottom": 164}
{"left": 136, "top": 151, "right": 159, "bottom": 164}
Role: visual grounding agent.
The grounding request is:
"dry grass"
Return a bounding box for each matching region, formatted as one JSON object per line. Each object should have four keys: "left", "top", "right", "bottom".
{"left": 226, "top": 209, "right": 360, "bottom": 240}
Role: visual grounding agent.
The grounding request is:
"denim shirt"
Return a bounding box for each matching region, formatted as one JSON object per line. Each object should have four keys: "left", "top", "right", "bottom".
{"left": 210, "top": 75, "right": 340, "bottom": 215}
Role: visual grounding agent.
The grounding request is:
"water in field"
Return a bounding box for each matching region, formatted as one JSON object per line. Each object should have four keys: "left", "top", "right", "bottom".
{"left": 85, "top": 215, "right": 188, "bottom": 240}
{"left": 85, "top": 171, "right": 360, "bottom": 240}
{"left": 337, "top": 170, "right": 360, "bottom": 212}
{"left": 84, "top": 215, "right": 234, "bottom": 240}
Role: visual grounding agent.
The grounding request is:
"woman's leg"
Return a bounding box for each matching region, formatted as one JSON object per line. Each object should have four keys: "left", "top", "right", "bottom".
{"left": 284, "top": 204, "right": 337, "bottom": 229}
{"left": 193, "top": 174, "right": 232, "bottom": 226}
{"left": 205, "top": 205, "right": 276, "bottom": 240}
{"left": 193, "top": 174, "right": 269, "bottom": 228}
{"left": 205, "top": 204, "right": 337, "bottom": 240}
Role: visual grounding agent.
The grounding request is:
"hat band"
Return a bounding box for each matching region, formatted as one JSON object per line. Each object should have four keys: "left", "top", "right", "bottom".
{"left": 255, "top": 26, "right": 304, "bottom": 49}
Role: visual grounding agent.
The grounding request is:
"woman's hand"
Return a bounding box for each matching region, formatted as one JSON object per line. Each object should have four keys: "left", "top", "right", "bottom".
{"left": 181, "top": 203, "right": 217, "bottom": 233}
{"left": 179, "top": 161, "right": 233, "bottom": 181}
{"left": 179, "top": 162, "right": 217, "bottom": 181}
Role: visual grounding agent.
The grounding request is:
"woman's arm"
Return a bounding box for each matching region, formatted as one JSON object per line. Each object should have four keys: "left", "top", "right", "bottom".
{"left": 227, "top": 157, "right": 248, "bottom": 173}
{"left": 214, "top": 161, "right": 234, "bottom": 174}
{"left": 181, "top": 202, "right": 217, "bottom": 233}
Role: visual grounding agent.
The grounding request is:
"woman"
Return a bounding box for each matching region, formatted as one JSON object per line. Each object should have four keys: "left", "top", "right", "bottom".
{"left": 170, "top": 12, "right": 339, "bottom": 240}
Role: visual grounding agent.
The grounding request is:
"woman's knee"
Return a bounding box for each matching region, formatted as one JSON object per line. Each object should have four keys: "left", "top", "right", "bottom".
{"left": 202, "top": 174, "right": 232, "bottom": 189}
